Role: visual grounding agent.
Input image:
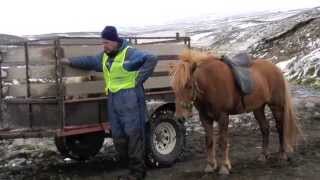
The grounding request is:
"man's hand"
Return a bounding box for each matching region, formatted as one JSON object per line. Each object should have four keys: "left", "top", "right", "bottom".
{"left": 60, "top": 58, "right": 70, "bottom": 65}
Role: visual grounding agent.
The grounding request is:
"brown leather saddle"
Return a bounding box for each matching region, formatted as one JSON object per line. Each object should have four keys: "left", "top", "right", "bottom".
{"left": 222, "top": 52, "right": 254, "bottom": 95}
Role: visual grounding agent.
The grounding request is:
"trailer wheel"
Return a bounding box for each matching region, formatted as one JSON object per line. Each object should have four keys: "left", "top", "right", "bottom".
{"left": 146, "top": 109, "right": 185, "bottom": 167}
{"left": 54, "top": 131, "right": 105, "bottom": 161}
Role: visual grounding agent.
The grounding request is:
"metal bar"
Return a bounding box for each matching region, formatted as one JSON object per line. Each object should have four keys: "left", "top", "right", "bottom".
{"left": 56, "top": 122, "right": 110, "bottom": 137}
{"left": 0, "top": 122, "right": 110, "bottom": 139}
{"left": 0, "top": 129, "right": 57, "bottom": 139}
{"left": 24, "top": 42, "right": 34, "bottom": 129}
{"left": 124, "top": 36, "right": 190, "bottom": 40}
{"left": 157, "top": 55, "right": 179, "bottom": 60}
{"left": 0, "top": 51, "right": 3, "bottom": 128}
{"left": 136, "top": 39, "right": 181, "bottom": 45}
{"left": 151, "top": 71, "right": 170, "bottom": 77}
{"left": 1, "top": 61, "right": 56, "bottom": 67}
{"left": 54, "top": 40, "right": 65, "bottom": 130}
{"left": 0, "top": 36, "right": 191, "bottom": 46}
{"left": 145, "top": 88, "right": 173, "bottom": 94}
{"left": 63, "top": 88, "right": 173, "bottom": 104}
{"left": 24, "top": 42, "right": 31, "bottom": 97}
{"left": 64, "top": 96, "right": 107, "bottom": 104}
{"left": 4, "top": 98, "right": 58, "bottom": 104}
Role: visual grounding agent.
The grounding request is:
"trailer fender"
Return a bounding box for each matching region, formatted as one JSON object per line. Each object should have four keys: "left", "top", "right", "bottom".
{"left": 146, "top": 100, "right": 175, "bottom": 121}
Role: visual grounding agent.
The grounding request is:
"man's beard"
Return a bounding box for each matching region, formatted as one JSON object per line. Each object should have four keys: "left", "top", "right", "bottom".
{"left": 106, "top": 50, "right": 118, "bottom": 57}
{"left": 105, "top": 40, "right": 122, "bottom": 57}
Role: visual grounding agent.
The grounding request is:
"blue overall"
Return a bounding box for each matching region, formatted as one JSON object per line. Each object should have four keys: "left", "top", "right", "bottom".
{"left": 69, "top": 38, "right": 158, "bottom": 177}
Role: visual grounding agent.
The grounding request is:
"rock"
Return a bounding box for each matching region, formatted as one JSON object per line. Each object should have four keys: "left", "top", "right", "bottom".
{"left": 8, "top": 158, "right": 27, "bottom": 167}
{"left": 294, "top": 96, "right": 320, "bottom": 122}
{"left": 284, "top": 49, "right": 320, "bottom": 88}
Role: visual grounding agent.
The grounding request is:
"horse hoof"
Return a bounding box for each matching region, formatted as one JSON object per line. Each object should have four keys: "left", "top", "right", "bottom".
{"left": 218, "top": 166, "right": 230, "bottom": 175}
{"left": 204, "top": 164, "right": 216, "bottom": 173}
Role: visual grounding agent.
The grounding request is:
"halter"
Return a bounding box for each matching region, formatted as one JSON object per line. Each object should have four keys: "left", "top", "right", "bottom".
{"left": 179, "top": 80, "right": 199, "bottom": 111}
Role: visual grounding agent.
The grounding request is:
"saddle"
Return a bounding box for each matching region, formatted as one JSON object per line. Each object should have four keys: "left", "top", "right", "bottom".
{"left": 222, "top": 52, "right": 254, "bottom": 95}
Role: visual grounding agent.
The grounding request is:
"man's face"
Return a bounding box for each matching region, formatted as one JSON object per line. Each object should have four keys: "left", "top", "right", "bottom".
{"left": 102, "top": 39, "right": 119, "bottom": 54}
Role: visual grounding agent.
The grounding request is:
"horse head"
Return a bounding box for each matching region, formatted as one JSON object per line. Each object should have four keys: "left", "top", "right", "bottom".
{"left": 170, "top": 49, "right": 207, "bottom": 118}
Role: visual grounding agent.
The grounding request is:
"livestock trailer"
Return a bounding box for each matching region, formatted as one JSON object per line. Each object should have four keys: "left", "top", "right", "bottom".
{"left": 0, "top": 34, "right": 190, "bottom": 166}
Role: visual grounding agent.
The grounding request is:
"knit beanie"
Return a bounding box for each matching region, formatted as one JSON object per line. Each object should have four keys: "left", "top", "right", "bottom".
{"left": 101, "top": 26, "right": 120, "bottom": 42}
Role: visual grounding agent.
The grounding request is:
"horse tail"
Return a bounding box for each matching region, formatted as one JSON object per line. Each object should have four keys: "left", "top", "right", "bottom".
{"left": 283, "top": 80, "right": 303, "bottom": 152}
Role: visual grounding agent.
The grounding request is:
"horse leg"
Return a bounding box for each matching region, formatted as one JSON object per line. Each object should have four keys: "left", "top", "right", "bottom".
{"left": 200, "top": 113, "right": 217, "bottom": 173}
{"left": 253, "top": 106, "right": 270, "bottom": 162}
{"left": 270, "top": 105, "right": 288, "bottom": 161}
{"left": 217, "top": 113, "right": 231, "bottom": 175}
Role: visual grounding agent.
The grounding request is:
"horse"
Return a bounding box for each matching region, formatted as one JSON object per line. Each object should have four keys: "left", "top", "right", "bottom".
{"left": 170, "top": 49, "right": 302, "bottom": 175}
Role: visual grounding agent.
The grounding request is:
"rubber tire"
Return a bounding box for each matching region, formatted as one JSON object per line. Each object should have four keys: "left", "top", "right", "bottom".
{"left": 146, "top": 109, "right": 185, "bottom": 167}
{"left": 54, "top": 131, "right": 105, "bottom": 161}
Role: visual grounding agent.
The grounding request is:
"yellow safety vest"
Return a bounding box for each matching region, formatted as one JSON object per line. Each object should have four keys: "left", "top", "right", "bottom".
{"left": 102, "top": 47, "right": 138, "bottom": 94}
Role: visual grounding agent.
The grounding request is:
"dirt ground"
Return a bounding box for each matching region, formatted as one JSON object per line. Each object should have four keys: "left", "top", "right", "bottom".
{"left": 1, "top": 120, "right": 320, "bottom": 180}
{"left": 1, "top": 85, "right": 320, "bottom": 180}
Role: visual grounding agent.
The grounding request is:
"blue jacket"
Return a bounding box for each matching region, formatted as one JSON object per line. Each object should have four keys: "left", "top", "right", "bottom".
{"left": 68, "top": 39, "right": 158, "bottom": 134}
{"left": 69, "top": 38, "right": 158, "bottom": 86}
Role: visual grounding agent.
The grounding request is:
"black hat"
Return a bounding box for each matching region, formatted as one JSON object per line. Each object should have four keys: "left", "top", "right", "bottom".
{"left": 101, "top": 26, "right": 120, "bottom": 42}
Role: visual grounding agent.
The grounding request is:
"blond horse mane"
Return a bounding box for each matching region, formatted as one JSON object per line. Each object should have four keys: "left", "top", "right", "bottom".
{"left": 170, "top": 49, "right": 217, "bottom": 93}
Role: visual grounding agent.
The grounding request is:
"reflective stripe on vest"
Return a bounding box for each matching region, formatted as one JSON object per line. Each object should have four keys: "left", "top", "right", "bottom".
{"left": 102, "top": 47, "right": 138, "bottom": 94}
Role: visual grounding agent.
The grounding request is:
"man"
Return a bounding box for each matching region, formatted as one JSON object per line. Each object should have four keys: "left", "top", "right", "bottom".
{"left": 63, "top": 26, "right": 158, "bottom": 180}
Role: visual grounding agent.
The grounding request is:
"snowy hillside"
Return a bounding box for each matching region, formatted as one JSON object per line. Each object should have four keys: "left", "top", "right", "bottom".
{"left": 2, "top": 7, "right": 320, "bottom": 88}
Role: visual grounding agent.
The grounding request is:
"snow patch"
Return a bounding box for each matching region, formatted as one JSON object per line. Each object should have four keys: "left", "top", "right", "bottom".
{"left": 191, "top": 32, "right": 212, "bottom": 41}
{"left": 237, "top": 22, "right": 259, "bottom": 29}
{"left": 276, "top": 57, "right": 296, "bottom": 72}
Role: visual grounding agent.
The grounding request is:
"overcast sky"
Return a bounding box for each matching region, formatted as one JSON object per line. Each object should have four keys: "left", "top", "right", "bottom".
{"left": 1, "top": 0, "right": 319, "bottom": 36}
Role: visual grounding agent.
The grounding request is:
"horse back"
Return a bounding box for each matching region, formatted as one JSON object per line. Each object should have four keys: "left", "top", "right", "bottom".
{"left": 250, "top": 60, "right": 286, "bottom": 104}
{"left": 194, "top": 59, "right": 285, "bottom": 113}
{"left": 194, "top": 59, "right": 240, "bottom": 112}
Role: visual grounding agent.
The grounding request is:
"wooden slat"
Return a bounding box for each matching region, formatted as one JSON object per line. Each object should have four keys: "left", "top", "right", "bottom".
{"left": 1, "top": 45, "right": 55, "bottom": 63}
{"left": 144, "top": 76, "right": 171, "bottom": 89}
{"left": 5, "top": 83, "right": 56, "bottom": 97}
{"left": 155, "top": 60, "right": 177, "bottom": 72}
{"left": 2, "top": 59, "right": 177, "bottom": 80}
{"left": 4, "top": 76, "right": 172, "bottom": 97}
{"left": 60, "top": 38, "right": 101, "bottom": 45}
{"left": 1, "top": 42, "right": 186, "bottom": 63}
{"left": 3, "top": 65, "right": 54, "bottom": 80}
{"left": 63, "top": 45, "right": 101, "bottom": 57}
{"left": 134, "top": 43, "right": 186, "bottom": 55}
{"left": 65, "top": 76, "right": 171, "bottom": 96}
{"left": 62, "top": 43, "right": 185, "bottom": 57}
{"left": 65, "top": 80, "right": 104, "bottom": 96}
{"left": 64, "top": 67, "right": 101, "bottom": 77}
{"left": 2, "top": 65, "right": 101, "bottom": 80}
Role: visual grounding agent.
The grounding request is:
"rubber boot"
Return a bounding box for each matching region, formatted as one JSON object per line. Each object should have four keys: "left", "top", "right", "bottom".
{"left": 113, "top": 137, "right": 129, "bottom": 168}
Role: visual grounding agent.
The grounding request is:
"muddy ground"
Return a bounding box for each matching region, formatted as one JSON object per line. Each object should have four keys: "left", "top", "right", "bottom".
{"left": 1, "top": 84, "right": 320, "bottom": 180}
